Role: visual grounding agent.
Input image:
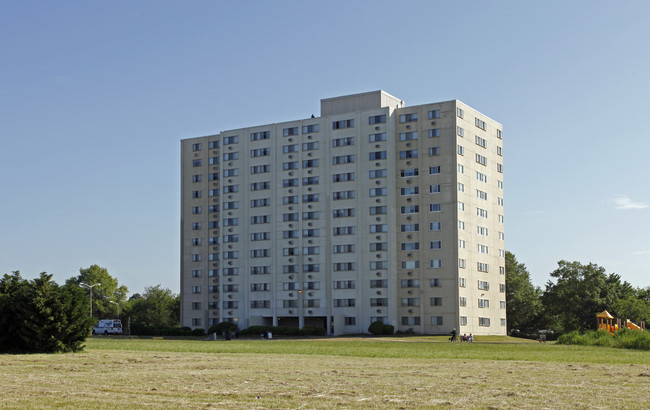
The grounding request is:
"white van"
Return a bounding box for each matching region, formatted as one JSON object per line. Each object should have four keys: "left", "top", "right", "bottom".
{"left": 92, "top": 319, "right": 123, "bottom": 335}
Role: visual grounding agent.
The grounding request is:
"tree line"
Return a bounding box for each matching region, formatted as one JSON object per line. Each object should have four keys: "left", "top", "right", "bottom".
{"left": 506, "top": 252, "right": 650, "bottom": 336}
{"left": 0, "top": 264, "right": 180, "bottom": 353}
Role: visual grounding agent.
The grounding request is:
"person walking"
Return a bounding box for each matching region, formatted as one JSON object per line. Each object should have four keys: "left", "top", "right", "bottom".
{"left": 450, "top": 328, "right": 457, "bottom": 342}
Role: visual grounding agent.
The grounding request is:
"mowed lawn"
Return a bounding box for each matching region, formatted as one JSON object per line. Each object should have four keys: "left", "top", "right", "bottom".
{"left": 2, "top": 336, "right": 649, "bottom": 408}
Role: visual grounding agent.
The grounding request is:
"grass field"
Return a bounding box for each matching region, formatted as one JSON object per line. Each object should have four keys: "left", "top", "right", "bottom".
{"left": 2, "top": 336, "right": 649, "bottom": 408}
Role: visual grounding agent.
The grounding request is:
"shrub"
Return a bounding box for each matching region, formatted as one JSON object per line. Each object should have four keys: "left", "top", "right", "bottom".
{"left": 614, "top": 328, "right": 650, "bottom": 350}
{"left": 368, "top": 320, "right": 385, "bottom": 335}
{"left": 383, "top": 324, "right": 395, "bottom": 335}
{"left": 208, "top": 322, "right": 237, "bottom": 335}
{"left": 191, "top": 328, "right": 205, "bottom": 337}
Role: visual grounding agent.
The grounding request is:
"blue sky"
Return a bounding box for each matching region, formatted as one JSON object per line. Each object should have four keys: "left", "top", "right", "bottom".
{"left": 1, "top": 1, "right": 649, "bottom": 294}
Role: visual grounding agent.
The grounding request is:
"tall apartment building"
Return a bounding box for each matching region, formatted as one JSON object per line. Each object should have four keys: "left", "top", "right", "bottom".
{"left": 180, "top": 90, "right": 506, "bottom": 335}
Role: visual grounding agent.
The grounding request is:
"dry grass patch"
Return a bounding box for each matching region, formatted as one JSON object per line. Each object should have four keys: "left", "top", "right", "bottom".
{"left": 1, "top": 346, "right": 649, "bottom": 408}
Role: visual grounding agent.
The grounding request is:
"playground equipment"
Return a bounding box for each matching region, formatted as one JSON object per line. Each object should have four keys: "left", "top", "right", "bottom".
{"left": 596, "top": 310, "right": 646, "bottom": 335}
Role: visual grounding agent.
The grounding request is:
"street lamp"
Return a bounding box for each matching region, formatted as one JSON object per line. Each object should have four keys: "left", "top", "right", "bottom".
{"left": 109, "top": 300, "right": 120, "bottom": 318}
{"left": 79, "top": 282, "right": 101, "bottom": 319}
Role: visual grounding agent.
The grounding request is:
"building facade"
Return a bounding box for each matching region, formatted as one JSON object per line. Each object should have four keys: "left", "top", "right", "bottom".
{"left": 180, "top": 91, "right": 506, "bottom": 335}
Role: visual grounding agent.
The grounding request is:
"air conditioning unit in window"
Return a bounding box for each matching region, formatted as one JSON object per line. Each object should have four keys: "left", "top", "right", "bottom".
{"left": 288, "top": 310, "right": 293, "bottom": 314}
{"left": 288, "top": 293, "right": 294, "bottom": 297}
{"left": 408, "top": 309, "right": 413, "bottom": 313}
{"left": 376, "top": 309, "right": 381, "bottom": 313}
{"left": 408, "top": 290, "right": 413, "bottom": 295}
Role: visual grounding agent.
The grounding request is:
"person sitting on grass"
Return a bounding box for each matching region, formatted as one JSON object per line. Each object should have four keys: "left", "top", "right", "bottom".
{"left": 468, "top": 333, "right": 474, "bottom": 343}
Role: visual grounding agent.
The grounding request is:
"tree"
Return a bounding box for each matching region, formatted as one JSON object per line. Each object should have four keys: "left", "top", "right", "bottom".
{"left": 542, "top": 261, "right": 629, "bottom": 333}
{"left": 123, "top": 285, "right": 179, "bottom": 329}
{"left": 67, "top": 265, "right": 128, "bottom": 320}
{"left": 505, "top": 252, "right": 542, "bottom": 332}
{"left": 0, "top": 271, "right": 93, "bottom": 353}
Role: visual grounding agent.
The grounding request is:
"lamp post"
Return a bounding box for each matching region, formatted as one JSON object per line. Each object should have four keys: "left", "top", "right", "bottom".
{"left": 79, "top": 282, "right": 101, "bottom": 319}
{"left": 109, "top": 300, "right": 120, "bottom": 319}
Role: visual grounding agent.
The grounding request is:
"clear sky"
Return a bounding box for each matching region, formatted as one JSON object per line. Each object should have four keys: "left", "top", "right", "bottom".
{"left": 1, "top": 1, "right": 649, "bottom": 294}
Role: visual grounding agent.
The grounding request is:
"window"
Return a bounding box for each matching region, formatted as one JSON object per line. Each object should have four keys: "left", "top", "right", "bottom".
{"left": 477, "top": 190, "right": 488, "bottom": 200}
{"left": 332, "top": 136, "right": 354, "bottom": 147}
{"left": 370, "top": 279, "right": 388, "bottom": 288}
{"left": 371, "top": 261, "right": 388, "bottom": 270}
{"left": 250, "top": 164, "right": 270, "bottom": 174}
{"left": 192, "top": 269, "right": 201, "bottom": 277}
{"left": 459, "top": 278, "right": 466, "bottom": 288}
{"left": 369, "top": 133, "right": 386, "bottom": 142}
{"left": 369, "top": 114, "right": 386, "bottom": 124}
{"left": 192, "top": 159, "right": 202, "bottom": 167}
{"left": 223, "top": 218, "right": 239, "bottom": 226}
{"left": 370, "top": 298, "right": 388, "bottom": 307}
{"left": 399, "top": 132, "right": 418, "bottom": 141}
{"left": 476, "top": 171, "right": 487, "bottom": 183}
{"left": 428, "top": 147, "right": 440, "bottom": 156}
{"left": 283, "top": 300, "right": 298, "bottom": 308}
{"left": 283, "top": 127, "right": 299, "bottom": 136}
{"left": 458, "top": 182, "right": 464, "bottom": 192}
{"left": 208, "top": 141, "right": 219, "bottom": 149}
{"left": 302, "top": 194, "right": 319, "bottom": 203}
{"left": 332, "top": 190, "right": 355, "bottom": 200}
{"left": 399, "top": 113, "right": 418, "bottom": 123}
{"left": 192, "top": 286, "right": 201, "bottom": 294}
{"left": 223, "top": 251, "right": 239, "bottom": 259}
{"left": 401, "top": 205, "right": 419, "bottom": 214}
{"left": 344, "top": 317, "right": 356, "bottom": 326}
{"left": 333, "top": 280, "right": 356, "bottom": 289}
{"left": 303, "top": 176, "right": 319, "bottom": 185}
{"left": 500, "top": 301, "right": 506, "bottom": 309}
{"left": 431, "top": 316, "right": 444, "bottom": 325}
{"left": 369, "top": 224, "right": 388, "bottom": 233}
{"left": 192, "top": 143, "right": 202, "bottom": 151}
{"left": 303, "top": 229, "right": 319, "bottom": 237}
{"left": 251, "top": 131, "right": 270, "bottom": 141}
{"left": 401, "top": 261, "right": 419, "bottom": 269}
{"left": 457, "top": 145, "right": 464, "bottom": 155}
{"left": 478, "top": 244, "right": 489, "bottom": 254}
{"left": 332, "top": 155, "right": 355, "bottom": 165}
{"left": 431, "top": 297, "right": 443, "bottom": 306}
{"left": 429, "top": 128, "right": 441, "bottom": 137}
{"left": 302, "top": 124, "right": 319, "bottom": 133}
{"left": 250, "top": 215, "right": 270, "bottom": 224}
{"left": 192, "top": 206, "right": 201, "bottom": 215}
{"left": 333, "top": 208, "right": 355, "bottom": 218}
{"left": 208, "top": 156, "right": 220, "bottom": 165}
{"left": 429, "top": 221, "right": 441, "bottom": 231}
{"left": 401, "top": 241, "right": 419, "bottom": 250}
{"left": 283, "top": 230, "right": 298, "bottom": 239}
{"left": 478, "top": 262, "right": 489, "bottom": 273}
{"left": 497, "top": 163, "right": 503, "bottom": 173}
{"left": 333, "top": 262, "right": 355, "bottom": 271}
{"left": 500, "top": 283, "right": 506, "bottom": 293}
{"left": 251, "top": 232, "right": 270, "bottom": 241}
{"left": 192, "top": 222, "right": 201, "bottom": 230}
{"left": 302, "top": 159, "right": 319, "bottom": 168}
{"left": 369, "top": 169, "right": 387, "bottom": 178}
{"left": 475, "top": 135, "right": 487, "bottom": 148}
{"left": 401, "top": 224, "right": 419, "bottom": 232}
{"left": 401, "top": 298, "right": 420, "bottom": 307}
{"left": 476, "top": 153, "right": 487, "bottom": 166}
{"left": 302, "top": 211, "right": 319, "bottom": 220}
{"left": 401, "top": 168, "right": 418, "bottom": 177}
{"left": 370, "top": 242, "right": 388, "bottom": 251}
{"left": 251, "top": 181, "right": 270, "bottom": 191}
{"left": 457, "top": 127, "right": 464, "bottom": 137}
{"left": 333, "top": 226, "right": 355, "bottom": 235}
{"left": 458, "top": 164, "right": 464, "bottom": 173}
{"left": 399, "top": 279, "right": 420, "bottom": 289}
{"left": 429, "top": 166, "right": 441, "bottom": 175}
{"left": 302, "top": 142, "right": 319, "bottom": 151}
{"left": 333, "top": 298, "right": 356, "bottom": 307}
{"left": 369, "top": 206, "right": 387, "bottom": 215}
{"left": 192, "top": 174, "right": 201, "bottom": 182}
{"left": 369, "top": 151, "right": 387, "bottom": 160}
{"left": 191, "top": 238, "right": 202, "bottom": 246}
{"left": 302, "top": 247, "right": 319, "bottom": 255}
{"left": 428, "top": 109, "right": 440, "bottom": 119}
{"left": 369, "top": 187, "right": 387, "bottom": 197}
{"left": 282, "top": 144, "right": 298, "bottom": 154}
{"left": 478, "top": 299, "right": 490, "bottom": 308}
{"left": 333, "top": 244, "right": 355, "bottom": 253}
{"left": 399, "top": 150, "right": 418, "bottom": 159}
{"left": 497, "top": 146, "right": 503, "bottom": 156}
{"left": 475, "top": 117, "right": 486, "bottom": 130}
{"left": 332, "top": 119, "right": 354, "bottom": 129}
{"left": 430, "top": 204, "right": 441, "bottom": 212}
{"left": 223, "top": 152, "right": 238, "bottom": 161}
{"left": 457, "top": 107, "right": 464, "bottom": 118}
{"left": 402, "top": 317, "right": 421, "bottom": 326}
{"left": 430, "top": 185, "right": 441, "bottom": 194}
{"left": 430, "top": 259, "right": 442, "bottom": 268}
{"left": 458, "top": 221, "right": 465, "bottom": 230}
{"left": 401, "top": 187, "right": 418, "bottom": 196}
{"left": 192, "top": 190, "right": 201, "bottom": 198}
{"left": 477, "top": 208, "right": 488, "bottom": 218}
{"left": 251, "top": 198, "right": 270, "bottom": 208}
{"left": 223, "top": 185, "right": 238, "bottom": 193}
{"left": 283, "top": 161, "right": 298, "bottom": 170}
{"left": 497, "top": 129, "right": 503, "bottom": 139}
{"left": 478, "top": 280, "right": 490, "bottom": 290}
{"left": 430, "top": 241, "right": 442, "bottom": 249}
{"left": 479, "top": 317, "right": 491, "bottom": 327}
{"left": 430, "top": 278, "right": 442, "bottom": 287}
{"left": 459, "top": 258, "right": 466, "bottom": 268}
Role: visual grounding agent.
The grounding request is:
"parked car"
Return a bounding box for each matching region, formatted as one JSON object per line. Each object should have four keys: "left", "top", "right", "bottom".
{"left": 92, "top": 319, "right": 123, "bottom": 335}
